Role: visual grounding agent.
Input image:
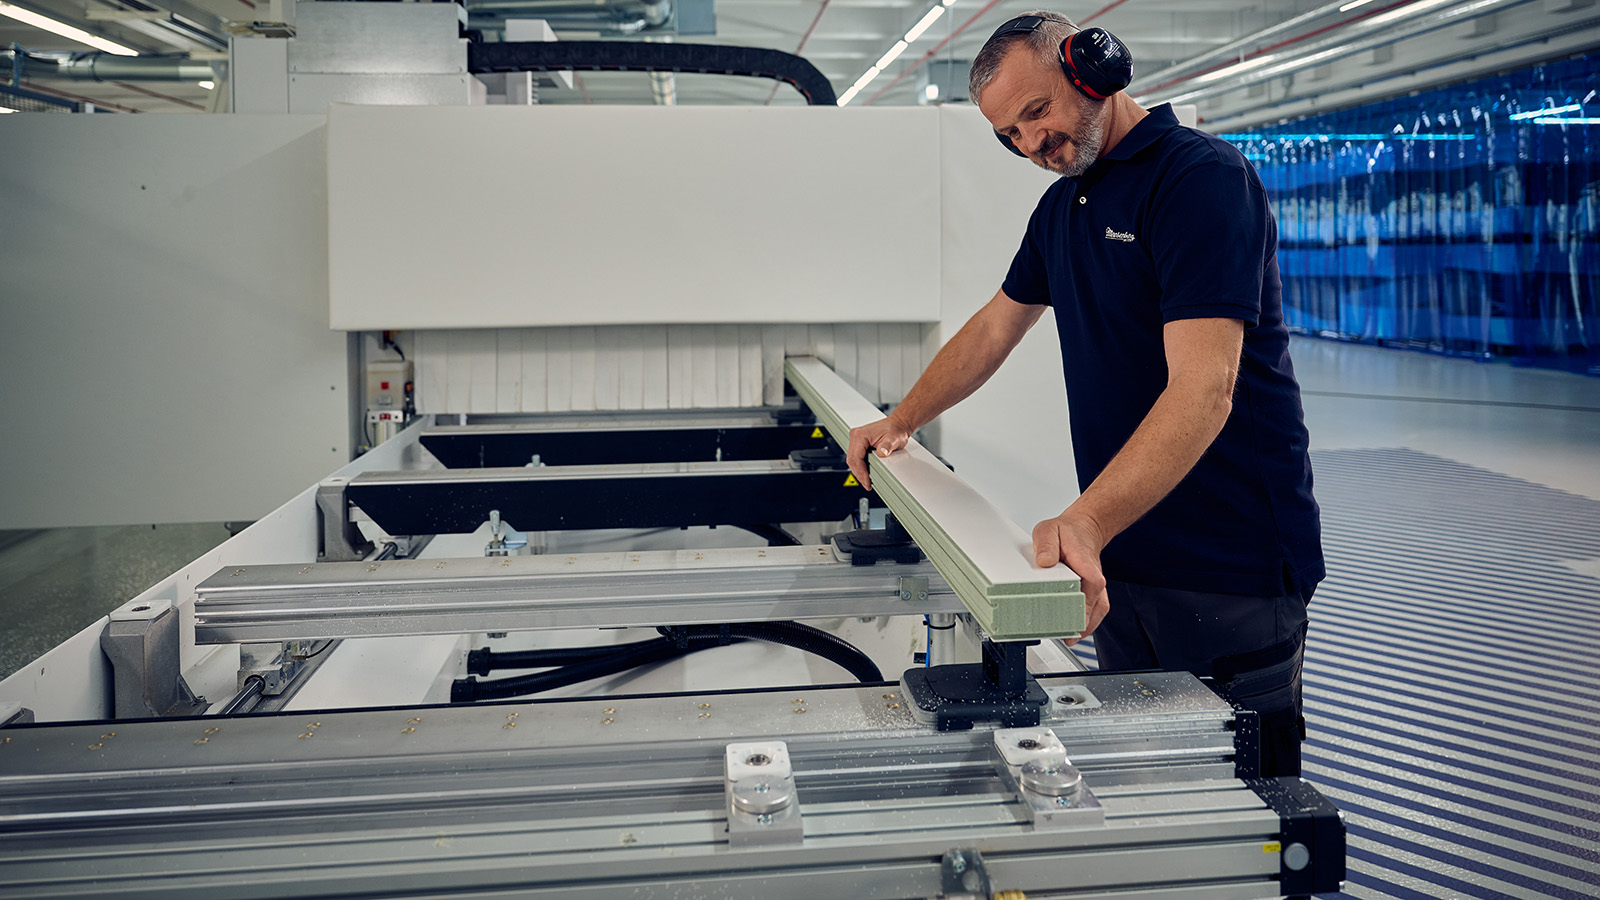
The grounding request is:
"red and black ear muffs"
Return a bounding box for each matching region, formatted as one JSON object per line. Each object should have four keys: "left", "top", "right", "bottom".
{"left": 988, "top": 15, "right": 1134, "bottom": 158}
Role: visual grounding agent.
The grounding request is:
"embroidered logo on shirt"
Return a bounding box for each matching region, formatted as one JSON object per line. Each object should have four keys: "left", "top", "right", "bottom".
{"left": 1104, "top": 227, "right": 1135, "bottom": 243}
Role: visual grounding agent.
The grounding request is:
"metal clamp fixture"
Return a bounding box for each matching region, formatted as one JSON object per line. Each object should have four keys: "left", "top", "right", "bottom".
{"left": 724, "top": 740, "right": 802, "bottom": 846}
{"left": 992, "top": 727, "right": 1104, "bottom": 829}
{"left": 484, "top": 509, "right": 527, "bottom": 557}
{"left": 99, "top": 599, "right": 208, "bottom": 719}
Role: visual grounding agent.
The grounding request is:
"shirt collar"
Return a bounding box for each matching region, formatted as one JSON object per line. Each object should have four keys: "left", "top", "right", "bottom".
{"left": 1098, "top": 102, "right": 1180, "bottom": 164}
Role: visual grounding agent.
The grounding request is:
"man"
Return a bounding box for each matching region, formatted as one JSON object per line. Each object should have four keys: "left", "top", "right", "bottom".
{"left": 845, "top": 10, "right": 1323, "bottom": 776}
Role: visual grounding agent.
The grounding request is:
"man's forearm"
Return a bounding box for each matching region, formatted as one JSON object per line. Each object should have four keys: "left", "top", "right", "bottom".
{"left": 1063, "top": 316, "right": 1243, "bottom": 546}
{"left": 1068, "top": 377, "right": 1234, "bottom": 544}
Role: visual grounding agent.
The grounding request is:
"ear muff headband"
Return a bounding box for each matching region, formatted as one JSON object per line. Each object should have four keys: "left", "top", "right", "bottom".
{"left": 986, "top": 16, "right": 1133, "bottom": 157}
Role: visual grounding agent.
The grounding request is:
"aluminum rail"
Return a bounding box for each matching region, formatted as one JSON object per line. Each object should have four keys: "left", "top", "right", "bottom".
{"left": 193, "top": 545, "right": 958, "bottom": 643}
{"left": 784, "top": 357, "right": 1085, "bottom": 641}
{"left": 0, "top": 671, "right": 1344, "bottom": 899}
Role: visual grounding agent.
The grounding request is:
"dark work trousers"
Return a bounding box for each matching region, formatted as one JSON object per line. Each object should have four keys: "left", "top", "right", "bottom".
{"left": 1094, "top": 580, "right": 1311, "bottom": 777}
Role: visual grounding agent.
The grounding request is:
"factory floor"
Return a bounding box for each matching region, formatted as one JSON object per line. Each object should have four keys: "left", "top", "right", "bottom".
{"left": 1077, "top": 339, "right": 1600, "bottom": 900}
{"left": 0, "top": 337, "right": 1596, "bottom": 899}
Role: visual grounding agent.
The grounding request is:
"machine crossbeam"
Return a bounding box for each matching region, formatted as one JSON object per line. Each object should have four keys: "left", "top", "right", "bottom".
{"left": 193, "top": 546, "right": 958, "bottom": 643}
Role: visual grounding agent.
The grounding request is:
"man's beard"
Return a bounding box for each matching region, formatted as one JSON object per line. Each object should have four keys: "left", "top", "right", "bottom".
{"left": 1036, "top": 103, "right": 1108, "bottom": 177}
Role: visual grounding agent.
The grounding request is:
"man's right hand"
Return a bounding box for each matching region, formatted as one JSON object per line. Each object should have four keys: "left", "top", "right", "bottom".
{"left": 845, "top": 416, "right": 914, "bottom": 492}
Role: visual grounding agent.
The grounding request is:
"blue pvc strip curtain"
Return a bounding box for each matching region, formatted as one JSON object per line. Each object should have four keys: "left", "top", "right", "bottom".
{"left": 1223, "top": 53, "right": 1600, "bottom": 375}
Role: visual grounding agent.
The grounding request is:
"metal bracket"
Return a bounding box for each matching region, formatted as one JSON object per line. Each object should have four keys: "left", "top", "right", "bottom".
{"left": 898, "top": 574, "right": 930, "bottom": 602}
{"left": 724, "top": 740, "right": 802, "bottom": 847}
{"left": 100, "top": 599, "right": 208, "bottom": 719}
{"left": 317, "top": 477, "right": 372, "bottom": 562}
{"left": 484, "top": 509, "right": 528, "bottom": 557}
{"left": 937, "top": 848, "right": 991, "bottom": 899}
{"left": 0, "top": 702, "right": 34, "bottom": 727}
{"left": 992, "top": 726, "right": 1104, "bottom": 829}
{"left": 237, "top": 642, "right": 304, "bottom": 695}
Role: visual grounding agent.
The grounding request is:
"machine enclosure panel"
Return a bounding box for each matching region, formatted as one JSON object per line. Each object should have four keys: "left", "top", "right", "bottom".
{"left": 326, "top": 105, "right": 943, "bottom": 328}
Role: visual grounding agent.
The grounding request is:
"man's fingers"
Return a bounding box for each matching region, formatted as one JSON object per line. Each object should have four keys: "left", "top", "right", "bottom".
{"left": 845, "top": 428, "right": 873, "bottom": 492}
{"left": 1066, "top": 590, "right": 1111, "bottom": 645}
{"left": 1032, "top": 520, "right": 1061, "bottom": 568}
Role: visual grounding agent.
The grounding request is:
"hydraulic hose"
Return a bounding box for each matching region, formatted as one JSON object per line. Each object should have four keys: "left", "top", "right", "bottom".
{"left": 454, "top": 621, "right": 885, "bottom": 702}
{"left": 667, "top": 622, "right": 883, "bottom": 684}
{"left": 453, "top": 634, "right": 741, "bottom": 702}
{"left": 466, "top": 640, "right": 662, "bottom": 675}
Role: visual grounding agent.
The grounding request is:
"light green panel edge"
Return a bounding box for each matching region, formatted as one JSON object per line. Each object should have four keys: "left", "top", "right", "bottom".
{"left": 784, "top": 358, "right": 1086, "bottom": 641}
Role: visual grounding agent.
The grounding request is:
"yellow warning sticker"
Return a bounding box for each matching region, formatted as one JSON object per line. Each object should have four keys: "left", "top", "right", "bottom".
{"left": 843, "top": 474, "right": 860, "bottom": 487}
{"left": 1262, "top": 841, "right": 1282, "bottom": 854}
{"left": 810, "top": 427, "right": 824, "bottom": 439}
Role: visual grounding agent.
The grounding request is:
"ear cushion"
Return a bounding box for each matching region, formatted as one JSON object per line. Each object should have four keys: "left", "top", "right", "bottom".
{"left": 1060, "top": 27, "right": 1133, "bottom": 101}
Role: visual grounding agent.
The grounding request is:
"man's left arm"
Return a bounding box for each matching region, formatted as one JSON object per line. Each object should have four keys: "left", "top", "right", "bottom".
{"left": 1032, "top": 317, "right": 1243, "bottom": 642}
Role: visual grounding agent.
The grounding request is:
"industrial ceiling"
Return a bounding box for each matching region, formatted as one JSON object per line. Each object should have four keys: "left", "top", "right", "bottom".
{"left": 2, "top": 0, "right": 1597, "bottom": 128}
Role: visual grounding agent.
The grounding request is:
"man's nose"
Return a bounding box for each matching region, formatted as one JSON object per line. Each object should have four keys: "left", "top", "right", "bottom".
{"left": 1019, "top": 125, "right": 1047, "bottom": 156}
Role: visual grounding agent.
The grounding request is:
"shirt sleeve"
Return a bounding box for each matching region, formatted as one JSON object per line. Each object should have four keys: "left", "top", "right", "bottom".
{"left": 1148, "top": 156, "right": 1270, "bottom": 326}
{"left": 1001, "top": 196, "right": 1054, "bottom": 306}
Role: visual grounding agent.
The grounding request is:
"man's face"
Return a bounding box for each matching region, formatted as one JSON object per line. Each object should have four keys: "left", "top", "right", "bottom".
{"left": 978, "top": 43, "right": 1108, "bottom": 177}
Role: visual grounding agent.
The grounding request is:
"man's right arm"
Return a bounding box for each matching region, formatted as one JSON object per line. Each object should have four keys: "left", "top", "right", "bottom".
{"left": 845, "top": 289, "right": 1046, "bottom": 491}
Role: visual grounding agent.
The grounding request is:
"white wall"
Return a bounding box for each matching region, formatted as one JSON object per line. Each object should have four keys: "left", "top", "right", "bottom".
{"left": 0, "top": 115, "right": 349, "bottom": 529}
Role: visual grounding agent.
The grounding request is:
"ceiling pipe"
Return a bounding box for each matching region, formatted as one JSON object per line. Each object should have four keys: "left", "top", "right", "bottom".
{"left": 466, "top": 14, "right": 649, "bottom": 34}
{"left": 1200, "top": 10, "right": 1599, "bottom": 130}
{"left": 1142, "top": 0, "right": 1533, "bottom": 108}
{"left": 1130, "top": 0, "right": 1395, "bottom": 96}
{"left": 465, "top": 0, "right": 672, "bottom": 30}
{"left": 8, "top": 50, "right": 218, "bottom": 82}
{"left": 646, "top": 35, "right": 676, "bottom": 105}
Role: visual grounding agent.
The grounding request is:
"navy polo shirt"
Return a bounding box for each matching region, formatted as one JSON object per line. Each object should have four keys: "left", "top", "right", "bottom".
{"left": 1002, "top": 103, "right": 1324, "bottom": 598}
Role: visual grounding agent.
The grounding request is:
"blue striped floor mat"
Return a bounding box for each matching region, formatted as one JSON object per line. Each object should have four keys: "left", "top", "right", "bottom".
{"left": 1071, "top": 448, "right": 1600, "bottom": 898}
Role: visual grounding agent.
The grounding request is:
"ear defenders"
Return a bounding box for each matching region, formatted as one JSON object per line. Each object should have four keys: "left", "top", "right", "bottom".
{"left": 988, "top": 15, "right": 1134, "bottom": 158}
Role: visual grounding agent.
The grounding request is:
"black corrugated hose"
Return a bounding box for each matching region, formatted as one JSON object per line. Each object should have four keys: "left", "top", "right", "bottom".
{"left": 452, "top": 621, "right": 883, "bottom": 703}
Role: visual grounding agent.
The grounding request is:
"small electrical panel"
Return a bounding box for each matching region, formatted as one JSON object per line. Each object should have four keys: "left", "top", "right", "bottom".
{"left": 366, "top": 360, "right": 413, "bottom": 413}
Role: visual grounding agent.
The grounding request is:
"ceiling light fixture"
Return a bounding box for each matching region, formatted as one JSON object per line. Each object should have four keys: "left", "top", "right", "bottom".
{"left": 1365, "top": 0, "right": 1457, "bottom": 28}
{"left": 1338, "top": 0, "right": 1378, "bottom": 11}
{"left": 837, "top": 1, "right": 952, "bottom": 107}
{"left": 837, "top": 66, "right": 882, "bottom": 106}
{"left": 0, "top": 1, "right": 139, "bottom": 56}
{"left": 875, "top": 40, "right": 910, "bottom": 71}
{"left": 905, "top": 6, "right": 945, "bottom": 43}
{"left": 199, "top": 80, "right": 215, "bottom": 90}
{"left": 1192, "top": 53, "right": 1283, "bottom": 85}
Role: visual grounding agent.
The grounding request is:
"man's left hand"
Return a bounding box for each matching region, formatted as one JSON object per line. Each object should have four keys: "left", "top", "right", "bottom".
{"left": 1031, "top": 509, "right": 1111, "bottom": 645}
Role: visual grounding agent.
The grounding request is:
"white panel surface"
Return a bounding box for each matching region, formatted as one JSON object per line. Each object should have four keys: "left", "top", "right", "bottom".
{"left": 640, "top": 327, "right": 668, "bottom": 410}
{"left": 0, "top": 114, "right": 345, "bottom": 529}
{"left": 520, "top": 328, "right": 547, "bottom": 413}
{"left": 496, "top": 329, "right": 523, "bottom": 413}
{"left": 327, "top": 105, "right": 942, "bottom": 329}
{"left": 933, "top": 105, "right": 1077, "bottom": 531}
